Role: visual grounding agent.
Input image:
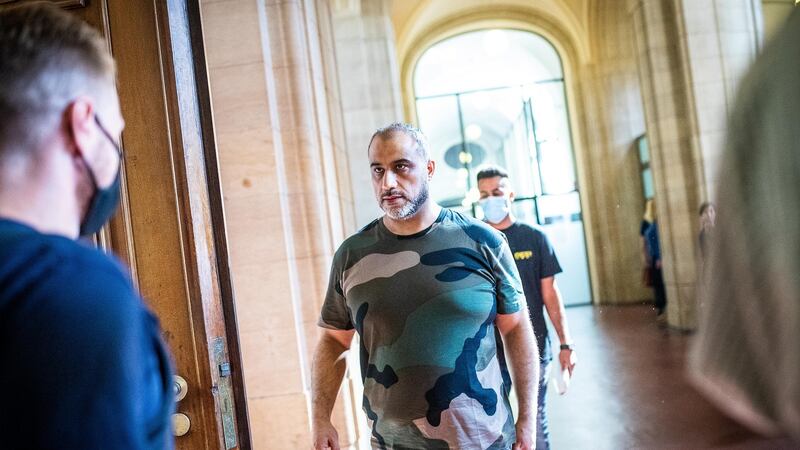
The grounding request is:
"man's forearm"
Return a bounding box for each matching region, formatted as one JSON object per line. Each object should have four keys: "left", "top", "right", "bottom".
{"left": 311, "top": 334, "right": 349, "bottom": 424}
{"left": 543, "top": 289, "right": 571, "bottom": 345}
{"left": 503, "top": 317, "right": 539, "bottom": 422}
{"left": 542, "top": 279, "right": 572, "bottom": 346}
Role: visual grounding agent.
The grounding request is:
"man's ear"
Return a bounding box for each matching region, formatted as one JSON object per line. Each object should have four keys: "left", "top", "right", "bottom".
{"left": 509, "top": 190, "right": 515, "bottom": 202}
{"left": 65, "top": 98, "right": 95, "bottom": 157}
{"left": 427, "top": 159, "right": 436, "bottom": 180}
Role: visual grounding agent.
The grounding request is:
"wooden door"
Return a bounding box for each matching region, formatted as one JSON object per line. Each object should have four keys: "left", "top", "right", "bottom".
{"left": 0, "top": 1, "right": 251, "bottom": 448}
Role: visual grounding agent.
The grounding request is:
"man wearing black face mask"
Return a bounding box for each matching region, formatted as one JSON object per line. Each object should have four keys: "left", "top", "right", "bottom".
{"left": 0, "top": 4, "right": 173, "bottom": 449}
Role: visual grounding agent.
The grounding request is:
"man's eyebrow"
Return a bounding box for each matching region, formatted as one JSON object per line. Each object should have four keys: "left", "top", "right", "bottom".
{"left": 370, "top": 158, "right": 414, "bottom": 167}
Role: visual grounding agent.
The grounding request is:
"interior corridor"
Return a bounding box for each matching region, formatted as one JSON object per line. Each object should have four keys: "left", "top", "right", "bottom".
{"left": 547, "top": 306, "right": 795, "bottom": 449}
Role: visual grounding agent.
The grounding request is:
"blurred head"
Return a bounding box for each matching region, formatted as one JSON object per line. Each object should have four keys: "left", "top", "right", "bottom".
{"left": 0, "top": 3, "right": 124, "bottom": 235}
{"left": 476, "top": 165, "right": 514, "bottom": 224}
{"left": 368, "top": 123, "right": 434, "bottom": 221}
{"left": 699, "top": 202, "right": 716, "bottom": 227}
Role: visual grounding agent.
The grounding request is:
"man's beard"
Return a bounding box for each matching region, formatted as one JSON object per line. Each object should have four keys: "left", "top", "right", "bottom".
{"left": 382, "top": 181, "right": 429, "bottom": 220}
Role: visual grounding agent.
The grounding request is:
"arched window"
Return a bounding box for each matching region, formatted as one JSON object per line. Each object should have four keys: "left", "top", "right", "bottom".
{"left": 414, "top": 29, "right": 591, "bottom": 305}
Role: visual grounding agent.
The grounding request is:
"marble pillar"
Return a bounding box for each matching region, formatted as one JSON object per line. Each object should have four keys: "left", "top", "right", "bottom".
{"left": 576, "top": 0, "right": 651, "bottom": 306}
{"left": 631, "top": 0, "right": 762, "bottom": 329}
{"left": 332, "top": 0, "right": 404, "bottom": 229}
{"left": 201, "top": 0, "right": 358, "bottom": 447}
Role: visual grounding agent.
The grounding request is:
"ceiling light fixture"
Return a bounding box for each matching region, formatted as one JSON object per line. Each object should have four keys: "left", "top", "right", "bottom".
{"left": 465, "top": 124, "right": 482, "bottom": 141}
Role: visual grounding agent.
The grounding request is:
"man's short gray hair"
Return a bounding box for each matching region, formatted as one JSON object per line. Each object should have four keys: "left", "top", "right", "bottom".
{"left": 368, "top": 122, "right": 430, "bottom": 161}
{"left": 0, "top": 3, "right": 116, "bottom": 159}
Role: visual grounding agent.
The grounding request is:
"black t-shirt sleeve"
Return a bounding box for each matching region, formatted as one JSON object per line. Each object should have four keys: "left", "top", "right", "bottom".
{"left": 537, "top": 230, "right": 563, "bottom": 279}
{"left": 22, "top": 256, "right": 173, "bottom": 449}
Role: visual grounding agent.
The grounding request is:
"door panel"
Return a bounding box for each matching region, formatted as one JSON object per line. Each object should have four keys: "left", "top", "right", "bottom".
{"left": 106, "top": 2, "right": 221, "bottom": 449}
{"left": 0, "top": 1, "right": 249, "bottom": 448}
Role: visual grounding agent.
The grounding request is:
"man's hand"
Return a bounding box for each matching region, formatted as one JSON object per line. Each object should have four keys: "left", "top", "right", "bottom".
{"left": 560, "top": 348, "right": 577, "bottom": 376}
{"left": 542, "top": 277, "right": 576, "bottom": 377}
{"left": 310, "top": 329, "right": 353, "bottom": 450}
{"left": 512, "top": 417, "right": 535, "bottom": 450}
{"left": 312, "top": 420, "right": 340, "bottom": 450}
{"left": 497, "top": 310, "right": 539, "bottom": 449}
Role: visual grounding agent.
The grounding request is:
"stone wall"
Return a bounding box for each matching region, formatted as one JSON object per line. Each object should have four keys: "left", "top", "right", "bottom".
{"left": 332, "top": 0, "right": 403, "bottom": 229}
{"left": 201, "top": 0, "right": 358, "bottom": 446}
{"left": 631, "top": 0, "right": 762, "bottom": 328}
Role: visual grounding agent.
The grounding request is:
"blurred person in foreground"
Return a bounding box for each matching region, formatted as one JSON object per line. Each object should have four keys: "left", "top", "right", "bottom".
{"left": 0, "top": 4, "right": 173, "bottom": 448}
{"left": 689, "top": 8, "right": 800, "bottom": 444}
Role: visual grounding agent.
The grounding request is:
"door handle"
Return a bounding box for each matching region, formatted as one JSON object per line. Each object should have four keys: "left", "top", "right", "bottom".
{"left": 172, "top": 412, "right": 191, "bottom": 437}
{"left": 172, "top": 376, "right": 191, "bottom": 437}
{"left": 173, "top": 375, "right": 188, "bottom": 402}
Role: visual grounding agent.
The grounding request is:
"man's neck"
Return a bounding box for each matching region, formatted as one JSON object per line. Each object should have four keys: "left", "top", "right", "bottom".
{"left": 382, "top": 201, "right": 442, "bottom": 236}
{"left": 489, "top": 213, "right": 516, "bottom": 231}
{"left": 0, "top": 166, "right": 80, "bottom": 238}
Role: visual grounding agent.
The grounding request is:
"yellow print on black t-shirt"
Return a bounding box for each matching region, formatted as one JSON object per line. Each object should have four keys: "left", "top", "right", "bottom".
{"left": 513, "top": 250, "right": 533, "bottom": 261}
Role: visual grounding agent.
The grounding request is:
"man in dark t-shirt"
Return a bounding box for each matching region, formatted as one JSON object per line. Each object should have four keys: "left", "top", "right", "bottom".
{"left": 477, "top": 166, "right": 577, "bottom": 450}
{"left": 0, "top": 5, "right": 173, "bottom": 448}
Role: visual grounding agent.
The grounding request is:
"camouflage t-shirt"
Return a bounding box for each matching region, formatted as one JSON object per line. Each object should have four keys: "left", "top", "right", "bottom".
{"left": 319, "top": 208, "right": 525, "bottom": 450}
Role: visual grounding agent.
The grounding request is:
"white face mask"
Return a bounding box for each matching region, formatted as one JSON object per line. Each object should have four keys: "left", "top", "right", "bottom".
{"left": 479, "top": 196, "right": 510, "bottom": 224}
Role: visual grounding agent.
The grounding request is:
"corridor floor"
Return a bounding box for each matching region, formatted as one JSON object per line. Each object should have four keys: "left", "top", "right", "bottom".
{"left": 546, "top": 305, "right": 795, "bottom": 449}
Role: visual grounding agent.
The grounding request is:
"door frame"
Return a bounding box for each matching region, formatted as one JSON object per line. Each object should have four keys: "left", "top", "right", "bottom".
{"left": 177, "top": 1, "right": 252, "bottom": 446}
{"left": 147, "top": 0, "right": 253, "bottom": 447}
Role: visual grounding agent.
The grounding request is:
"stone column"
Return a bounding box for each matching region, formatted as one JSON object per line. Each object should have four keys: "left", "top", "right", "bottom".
{"left": 332, "top": 0, "right": 404, "bottom": 228}
{"left": 630, "top": 0, "right": 762, "bottom": 329}
{"left": 576, "top": 0, "right": 651, "bottom": 306}
{"left": 201, "top": 0, "right": 357, "bottom": 447}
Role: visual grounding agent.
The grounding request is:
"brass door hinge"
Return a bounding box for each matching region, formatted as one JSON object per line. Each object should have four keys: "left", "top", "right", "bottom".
{"left": 213, "top": 337, "right": 237, "bottom": 449}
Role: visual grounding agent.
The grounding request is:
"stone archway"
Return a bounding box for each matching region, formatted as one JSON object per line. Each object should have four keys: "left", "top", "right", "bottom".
{"left": 395, "top": 3, "right": 610, "bottom": 306}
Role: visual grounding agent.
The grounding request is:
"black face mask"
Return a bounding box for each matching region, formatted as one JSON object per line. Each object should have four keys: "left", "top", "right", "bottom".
{"left": 78, "top": 116, "right": 122, "bottom": 237}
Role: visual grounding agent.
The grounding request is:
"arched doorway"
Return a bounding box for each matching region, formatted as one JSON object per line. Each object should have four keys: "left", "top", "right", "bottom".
{"left": 413, "top": 29, "right": 592, "bottom": 305}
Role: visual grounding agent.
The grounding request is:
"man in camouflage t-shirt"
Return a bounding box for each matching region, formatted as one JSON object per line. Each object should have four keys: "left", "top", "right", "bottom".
{"left": 311, "top": 123, "right": 539, "bottom": 450}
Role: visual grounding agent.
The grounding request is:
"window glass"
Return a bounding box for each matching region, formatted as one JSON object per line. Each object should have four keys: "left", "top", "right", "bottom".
{"left": 415, "top": 29, "right": 563, "bottom": 98}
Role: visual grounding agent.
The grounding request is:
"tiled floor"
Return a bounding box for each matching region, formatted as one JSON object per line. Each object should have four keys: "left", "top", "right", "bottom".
{"left": 546, "top": 305, "right": 795, "bottom": 449}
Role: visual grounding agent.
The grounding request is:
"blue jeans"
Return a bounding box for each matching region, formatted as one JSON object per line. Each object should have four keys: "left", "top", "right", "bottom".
{"left": 536, "top": 360, "right": 551, "bottom": 450}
